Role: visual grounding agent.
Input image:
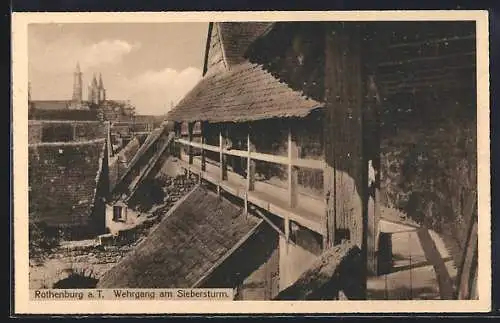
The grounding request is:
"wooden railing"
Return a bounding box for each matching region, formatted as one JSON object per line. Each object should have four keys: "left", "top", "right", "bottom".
{"left": 175, "top": 126, "right": 327, "bottom": 243}
{"left": 175, "top": 138, "right": 324, "bottom": 170}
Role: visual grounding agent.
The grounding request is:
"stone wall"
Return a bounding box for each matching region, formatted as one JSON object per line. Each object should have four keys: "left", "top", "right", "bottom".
{"left": 29, "top": 108, "right": 98, "bottom": 121}
{"left": 29, "top": 121, "right": 106, "bottom": 144}
{"left": 28, "top": 122, "right": 43, "bottom": 144}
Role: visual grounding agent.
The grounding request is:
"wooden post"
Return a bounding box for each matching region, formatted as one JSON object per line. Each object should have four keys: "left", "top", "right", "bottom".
{"left": 201, "top": 122, "right": 206, "bottom": 172}
{"left": 324, "top": 23, "right": 367, "bottom": 294}
{"left": 72, "top": 123, "right": 77, "bottom": 141}
{"left": 187, "top": 122, "right": 193, "bottom": 178}
{"left": 219, "top": 126, "right": 227, "bottom": 181}
{"left": 188, "top": 122, "right": 194, "bottom": 165}
{"left": 364, "top": 75, "right": 382, "bottom": 276}
{"left": 246, "top": 127, "right": 255, "bottom": 191}
{"left": 174, "top": 122, "right": 180, "bottom": 158}
{"left": 284, "top": 216, "right": 290, "bottom": 255}
{"left": 288, "top": 125, "right": 298, "bottom": 208}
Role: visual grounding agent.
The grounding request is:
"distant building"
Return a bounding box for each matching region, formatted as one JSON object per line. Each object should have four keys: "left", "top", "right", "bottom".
{"left": 29, "top": 62, "right": 134, "bottom": 122}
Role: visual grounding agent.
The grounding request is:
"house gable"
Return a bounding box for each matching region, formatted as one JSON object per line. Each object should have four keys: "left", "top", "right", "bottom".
{"left": 205, "top": 23, "right": 228, "bottom": 76}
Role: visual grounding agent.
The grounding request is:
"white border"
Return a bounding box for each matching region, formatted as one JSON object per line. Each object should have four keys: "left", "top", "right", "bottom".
{"left": 12, "top": 10, "right": 491, "bottom": 314}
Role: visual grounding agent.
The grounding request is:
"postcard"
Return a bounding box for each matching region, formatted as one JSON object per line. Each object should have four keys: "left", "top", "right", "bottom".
{"left": 12, "top": 10, "right": 491, "bottom": 314}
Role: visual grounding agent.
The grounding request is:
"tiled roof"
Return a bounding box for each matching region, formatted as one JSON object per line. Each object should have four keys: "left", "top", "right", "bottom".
{"left": 97, "top": 186, "right": 262, "bottom": 288}
{"left": 167, "top": 61, "right": 323, "bottom": 123}
{"left": 28, "top": 140, "right": 106, "bottom": 227}
{"left": 218, "top": 22, "right": 274, "bottom": 66}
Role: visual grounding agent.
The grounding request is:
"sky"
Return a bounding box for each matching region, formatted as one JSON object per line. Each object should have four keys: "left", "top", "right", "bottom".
{"left": 28, "top": 23, "right": 209, "bottom": 115}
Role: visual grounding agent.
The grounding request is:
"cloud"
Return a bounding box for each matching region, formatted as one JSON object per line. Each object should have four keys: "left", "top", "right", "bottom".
{"left": 29, "top": 36, "right": 139, "bottom": 74}
{"left": 111, "top": 67, "right": 202, "bottom": 115}
{"left": 80, "top": 40, "right": 139, "bottom": 68}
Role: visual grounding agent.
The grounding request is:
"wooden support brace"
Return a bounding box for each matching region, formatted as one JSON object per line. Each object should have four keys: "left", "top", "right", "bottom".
{"left": 250, "top": 206, "right": 295, "bottom": 246}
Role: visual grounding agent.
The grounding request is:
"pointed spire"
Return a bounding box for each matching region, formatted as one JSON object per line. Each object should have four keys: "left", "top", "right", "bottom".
{"left": 92, "top": 73, "right": 98, "bottom": 86}
{"left": 98, "top": 73, "right": 104, "bottom": 89}
{"left": 75, "top": 61, "right": 81, "bottom": 73}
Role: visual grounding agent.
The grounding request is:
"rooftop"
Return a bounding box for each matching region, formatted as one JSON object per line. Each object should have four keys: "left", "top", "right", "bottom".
{"left": 97, "top": 186, "right": 262, "bottom": 288}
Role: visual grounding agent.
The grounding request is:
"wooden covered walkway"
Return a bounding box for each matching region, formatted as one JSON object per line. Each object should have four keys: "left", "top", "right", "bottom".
{"left": 174, "top": 154, "right": 459, "bottom": 300}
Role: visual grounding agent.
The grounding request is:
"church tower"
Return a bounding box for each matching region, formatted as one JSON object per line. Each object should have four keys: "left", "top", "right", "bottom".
{"left": 72, "top": 62, "right": 83, "bottom": 103}
{"left": 98, "top": 73, "right": 106, "bottom": 102}
{"left": 88, "top": 74, "right": 99, "bottom": 104}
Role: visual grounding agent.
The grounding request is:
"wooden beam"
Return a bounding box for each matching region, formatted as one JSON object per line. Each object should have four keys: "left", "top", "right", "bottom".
{"left": 288, "top": 125, "right": 298, "bottom": 208}
{"left": 324, "top": 24, "right": 366, "bottom": 289}
{"left": 200, "top": 122, "right": 206, "bottom": 172}
{"left": 219, "top": 127, "right": 227, "bottom": 181}
{"left": 188, "top": 122, "right": 194, "bottom": 165}
{"left": 246, "top": 129, "right": 255, "bottom": 191}
{"left": 364, "top": 75, "right": 382, "bottom": 275}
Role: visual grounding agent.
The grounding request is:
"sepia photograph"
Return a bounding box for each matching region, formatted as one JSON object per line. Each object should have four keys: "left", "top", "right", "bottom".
{"left": 12, "top": 11, "right": 490, "bottom": 314}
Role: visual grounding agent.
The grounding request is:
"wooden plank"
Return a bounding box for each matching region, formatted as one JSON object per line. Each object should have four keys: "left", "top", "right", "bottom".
{"left": 288, "top": 126, "right": 298, "bottom": 208}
